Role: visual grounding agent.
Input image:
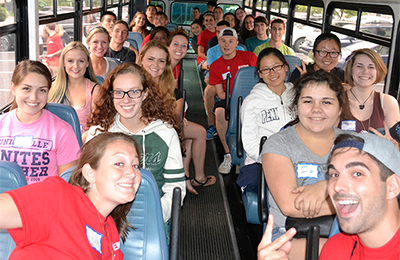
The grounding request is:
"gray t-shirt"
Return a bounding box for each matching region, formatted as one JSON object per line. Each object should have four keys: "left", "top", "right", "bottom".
{"left": 260, "top": 126, "right": 345, "bottom": 230}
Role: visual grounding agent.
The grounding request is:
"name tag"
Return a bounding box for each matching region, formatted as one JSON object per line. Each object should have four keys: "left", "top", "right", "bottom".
{"left": 341, "top": 120, "right": 356, "bottom": 131}
{"left": 238, "top": 65, "right": 249, "bottom": 70}
{"left": 13, "top": 136, "right": 33, "bottom": 148}
{"left": 222, "top": 71, "right": 231, "bottom": 80}
{"left": 296, "top": 163, "right": 319, "bottom": 179}
{"left": 86, "top": 225, "right": 103, "bottom": 254}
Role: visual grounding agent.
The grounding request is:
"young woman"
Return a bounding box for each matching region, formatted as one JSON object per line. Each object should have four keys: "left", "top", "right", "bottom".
{"left": 341, "top": 48, "right": 400, "bottom": 133}
{"left": 261, "top": 70, "right": 349, "bottom": 260}
{"left": 84, "top": 63, "right": 185, "bottom": 223}
{"left": 0, "top": 132, "right": 141, "bottom": 259}
{"left": 190, "top": 20, "right": 203, "bottom": 54}
{"left": 224, "top": 13, "right": 239, "bottom": 33}
{"left": 49, "top": 41, "right": 98, "bottom": 131}
{"left": 235, "top": 7, "right": 246, "bottom": 29}
{"left": 141, "top": 26, "right": 170, "bottom": 49}
{"left": 0, "top": 60, "right": 80, "bottom": 185}
{"left": 167, "top": 30, "right": 216, "bottom": 195}
{"left": 240, "top": 15, "right": 256, "bottom": 42}
{"left": 130, "top": 11, "right": 150, "bottom": 39}
{"left": 238, "top": 48, "right": 294, "bottom": 191}
{"left": 197, "top": 12, "right": 216, "bottom": 62}
{"left": 289, "top": 33, "right": 344, "bottom": 83}
{"left": 86, "top": 26, "right": 119, "bottom": 84}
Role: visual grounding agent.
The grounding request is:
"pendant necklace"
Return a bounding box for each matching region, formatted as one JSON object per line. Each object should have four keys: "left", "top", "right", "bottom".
{"left": 350, "top": 89, "right": 374, "bottom": 110}
{"left": 97, "top": 212, "right": 115, "bottom": 260}
{"left": 222, "top": 55, "right": 236, "bottom": 70}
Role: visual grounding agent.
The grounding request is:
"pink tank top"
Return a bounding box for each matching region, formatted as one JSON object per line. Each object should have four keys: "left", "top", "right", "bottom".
{"left": 75, "top": 79, "right": 92, "bottom": 132}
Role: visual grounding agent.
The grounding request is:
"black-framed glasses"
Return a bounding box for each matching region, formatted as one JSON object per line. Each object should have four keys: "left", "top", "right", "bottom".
{"left": 110, "top": 89, "right": 144, "bottom": 99}
{"left": 259, "top": 64, "right": 285, "bottom": 75}
{"left": 315, "top": 50, "right": 341, "bottom": 59}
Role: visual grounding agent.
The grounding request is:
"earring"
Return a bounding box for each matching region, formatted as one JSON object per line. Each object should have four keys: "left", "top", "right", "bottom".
{"left": 89, "top": 182, "right": 93, "bottom": 189}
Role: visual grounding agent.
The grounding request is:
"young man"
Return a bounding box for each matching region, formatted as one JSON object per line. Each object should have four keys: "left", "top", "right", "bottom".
{"left": 209, "top": 28, "right": 257, "bottom": 174}
{"left": 145, "top": 5, "right": 157, "bottom": 30}
{"left": 99, "top": 11, "right": 117, "bottom": 36}
{"left": 192, "top": 7, "right": 201, "bottom": 21}
{"left": 153, "top": 12, "right": 168, "bottom": 28}
{"left": 45, "top": 23, "right": 64, "bottom": 72}
{"left": 105, "top": 20, "right": 136, "bottom": 64}
{"left": 199, "top": 1, "right": 217, "bottom": 24}
{"left": 257, "top": 132, "right": 400, "bottom": 259}
{"left": 245, "top": 16, "right": 270, "bottom": 52}
{"left": 254, "top": 18, "right": 295, "bottom": 56}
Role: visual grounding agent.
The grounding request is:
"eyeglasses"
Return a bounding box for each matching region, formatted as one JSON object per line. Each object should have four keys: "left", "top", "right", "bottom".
{"left": 259, "top": 64, "right": 285, "bottom": 75}
{"left": 110, "top": 89, "right": 144, "bottom": 99}
{"left": 315, "top": 50, "right": 341, "bottom": 59}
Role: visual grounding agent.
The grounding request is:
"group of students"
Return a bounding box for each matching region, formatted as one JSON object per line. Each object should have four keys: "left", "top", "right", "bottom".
{"left": 236, "top": 30, "right": 400, "bottom": 260}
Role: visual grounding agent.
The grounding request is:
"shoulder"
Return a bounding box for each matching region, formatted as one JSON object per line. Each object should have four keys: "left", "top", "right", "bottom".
{"left": 320, "top": 233, "right": 357, "bottom": 259}
{"left": 43, "top": 110, "right": 73, "bottom": 129}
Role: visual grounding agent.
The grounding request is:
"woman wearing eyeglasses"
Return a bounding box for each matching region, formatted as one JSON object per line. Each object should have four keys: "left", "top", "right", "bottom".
{"left": 83, "top": 64, "right": 185, "bottom": 224}
{"left": 238, "top": 48, "right": 294, "bottom": 192}
{"left": 289, "top": 33, "right": 344, "bottom": 84}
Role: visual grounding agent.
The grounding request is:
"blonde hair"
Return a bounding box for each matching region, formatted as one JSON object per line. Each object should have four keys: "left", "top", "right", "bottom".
{"left": 139, "top": 40, "right": 176, "bottom": 103}
{"left": 86, "top": 26, "right": 111, "bottom": 45}
{"left": 49, "top": 41, "right": 97, "bottom": 103}
{"left": 344, "top": 48, "right": 387, "bottom": 86}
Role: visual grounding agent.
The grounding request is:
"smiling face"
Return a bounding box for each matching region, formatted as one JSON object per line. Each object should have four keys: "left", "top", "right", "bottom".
{"left": 224, "top": 14, "right": 236, "bottom": 28}
{"left": 351, "top": 54, "right": 377, "bottom": 89}
{"left": 64, "top": 49, "right": 89, "bottom": 80}
{"left": 154, "top": 14, "right": 168, "bottom": 27}
{"left": 88, "top": 139, "right": 141, "bottom": 213}
{"left": 313, "top": 39, "right": 341, "bottom": 72}
{"left": 168, "top": 35, "right": 188, "bottom": 62}
{"left": 244, "top": 17, "right": 254, "bottom": 31}
{"left": 141, "top": 47, "right": 167, "bottom": 80}
{"left": 191, "top": 23, "right": 203, "bottom": 36}
{"left": 146, "top": 6, "right": 156, "bottom": 18}
{"left": 112, "top": 72, "right": 146, "bottom": 124}
{"left": 204, "top": 15, "right": 216, "bottom": 31}
{"left": 254, "top": 22, "right": 267, "bottom": 36}
{"left": 11, "top": 72, "right": 49, "bottom": 124}
{"left": 88, "top": 32, "right": 110, "bottom": 58}
{"left": 258, "top": 54, "right": 287, "bottom": 90}
{"left": 328, "top": 148, "right": 387, "bottom": 235}
{"left": 297, "top": 82, "right": 341, "bottom": 135}
{"left": 112, "top": 23, "right": 129, "bottom": 45}
{"left": 101, "top": 14, "right": 116, "bottom": 35}
{"left": 235, "top": 9, "right": 246, "bottom": 23}
{"left": 270, "top": 22, "right": 285, "bottom": 42}
{"left": 152, "top": 31, "right": 168, "bottom": 45}
{"left": 135, "top": 14, "right": 146, "bottom": 27}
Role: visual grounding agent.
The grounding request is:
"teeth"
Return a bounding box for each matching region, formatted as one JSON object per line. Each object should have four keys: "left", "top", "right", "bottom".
{"left": 338, "top": 200, "right": 358, "bottom": 205}
{"left": 118, "top": 183, "right": 133, "bottom": 188}
{"left": 26, "top": 103, "right": 39, "bottom": 107}
{"left": 121, "top": 106, "right": 133, "bottom": 109}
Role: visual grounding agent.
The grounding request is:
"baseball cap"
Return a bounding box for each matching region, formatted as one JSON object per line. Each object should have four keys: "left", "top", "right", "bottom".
{"left": 332, "top": 132, "right": 400, "bottom": 177}
{"left": 219, "top": 28, "right": 238, "bottom": 39}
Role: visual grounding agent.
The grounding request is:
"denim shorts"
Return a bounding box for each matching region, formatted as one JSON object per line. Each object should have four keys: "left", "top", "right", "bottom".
{"left": 272, "top": 227, "right": 287, "bottom": 241}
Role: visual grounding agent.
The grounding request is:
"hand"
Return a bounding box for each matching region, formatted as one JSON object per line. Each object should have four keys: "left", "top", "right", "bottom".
{"left": 369, "top": 122, "right": 400, "bottom": 150}
{"left": 182, "top": 118, "right": 189, "bottom": 127}
{"left": 258, "top": 214, "right": 296, "bottom": 260}
{"left": 294, "top": 60, "right": 307, "bottom": 76}
{"left": 292, "top": 181, "right": 329, "bottom": 218}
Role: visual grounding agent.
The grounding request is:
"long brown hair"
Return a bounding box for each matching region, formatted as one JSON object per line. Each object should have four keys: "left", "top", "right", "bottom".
{"left": 129, "top": 11, "right": 149, "bottom": 38}
{"left": 69, "top": 132, "right": 140, "bottom": 242}
{"left": 87, "top": 63, "right": 182, "bottom": 145}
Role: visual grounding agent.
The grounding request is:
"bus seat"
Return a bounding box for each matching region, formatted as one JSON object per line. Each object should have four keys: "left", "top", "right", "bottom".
{"left": 60, "top": 166, "right": 76, "bottom": 182}
{"left": 46, "top": 103, "right": 83, "bottom": 147}
{"left": 328, "top": 217, "right": 340, "bottom": 238}
{"left": 284, "top": 55, "right": 302, "bottom": 81}
{"left": 238, "top": 43, "right": 247, "bottom": 51}
{"left": 166, "top": 23, "right": 178, "bottom": 32}
{"left": 126, "top": 38, "right": 139, "bottom": 51}
{"left": 120, "top": 168, "right": 169, "bottom": 260}
{"left": 0, "top": 161, "right": 27, "bottom": 260}
{"left": 226, "top": 66, "right": 260, "bottom": 165}
{"left": 128, "top": 32, "right": 143, "bottom": 50}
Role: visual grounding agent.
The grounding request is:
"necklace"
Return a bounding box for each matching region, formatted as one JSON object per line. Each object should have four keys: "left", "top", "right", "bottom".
{"left": 97, "top": 212, "right": 115, "bottom": 260}
{"left": 350, "top": 89, "right": 374, "bottom": 110}
{"left": 222, "top": 55, "right": 236, "bottom": 70}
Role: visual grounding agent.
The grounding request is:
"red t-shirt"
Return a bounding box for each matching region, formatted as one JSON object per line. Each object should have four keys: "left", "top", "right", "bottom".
{"left": 319, "top": 228, "right": 400, "bottom": 260}
{"left": 141, "top": 34, "right": 151, "bottom": 50}
{"left": 7, "top": 177, "right": 123, "bottom": 260}
{"left": 46, "top": 33, "right": 64, "bottom": 67}
{"left": 197, "top": 29, "right": 216, "bottom": 65}
{"left": 209, "top": 50, "right": 257, "bottom": 94}
{"left": 173, "top": 63, "right": 180, "bottom": 80}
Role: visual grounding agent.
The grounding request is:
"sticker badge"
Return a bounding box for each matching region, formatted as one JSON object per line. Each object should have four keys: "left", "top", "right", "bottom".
{"left": 222, "top": 71, "right": 231, "bottom": 80}
{"left": 86, "top": 225, "right": 103, "bottom": 254}
{"left": 296, "top": 163, "right": 319, "bottom": 179}
{"left": 13, "top": 136, "right": 34, "bottom": 148}
{"left": 341, "top": 120, "right": 357, "bottom": 131}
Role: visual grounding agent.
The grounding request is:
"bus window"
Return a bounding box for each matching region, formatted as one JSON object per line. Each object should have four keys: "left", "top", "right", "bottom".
{"left": 360, "top": 11, "right": 393, "bottom": 38}
{"left": 0, "top": 32, "right": 15, "bottom": 107}
{"left": 83, "top": 13, "right": 99, "bottom": 38}
{"left": 152, "top": 0, "right": 165, "bottom": 12}
{"left": 0, "top": 2, "right": 15, "bottom": 25}
{"left": 93, "top": 0, "right": 102, "bottom": 8}
{"left": 170, "top": 2, "right": 207, "bottom": 25}
{"left": 122, "top": 5, "right": 129, "bottom": 22}
{"left": 218, "top": 4, "right": 240, "bottom": 15}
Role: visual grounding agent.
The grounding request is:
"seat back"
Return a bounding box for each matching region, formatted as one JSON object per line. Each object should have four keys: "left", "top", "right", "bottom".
{"left": 226, "top": 66, "right": 260, "bottom": 165}
{"left": 128, "top": 32, "right": 143, "bottom": 50}
{"left": 166, "top": 22, "right": 178, "bottom": 32}
{"left": 46, "top": 103, "right": 83, "bottom": 147}
{"left": 284, "top": 55, "right": 302, "bottom": 81}
{"left": 0, "top": 161, "right": 27, "bottom": 260}
{"left": 121, "top": 168, "right": 169, "bottom": 260}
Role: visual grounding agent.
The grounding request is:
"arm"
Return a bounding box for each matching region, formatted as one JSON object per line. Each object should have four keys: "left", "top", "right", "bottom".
{"left": 198, "top": 45, "right": 207, "bottom": 60}
{"left": 214, "top": 83, "right": 225, "bottom": 100}
{"left": 241, "top": 98, "right": 261, "bottom": 161}
{"left": 262, "top": 153, "right": 334, "bottom": 218}
{"left": 0, "top": 193, "right": 22, "bottom": 229}
{"left": 382, "top": 93, "right": 400, "bottom": 128}
{"left": 58, "top": 160, "right": 78, "bottom": 176}
{"left": 175, "top": 98, "right": 184, "bottom": 119}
